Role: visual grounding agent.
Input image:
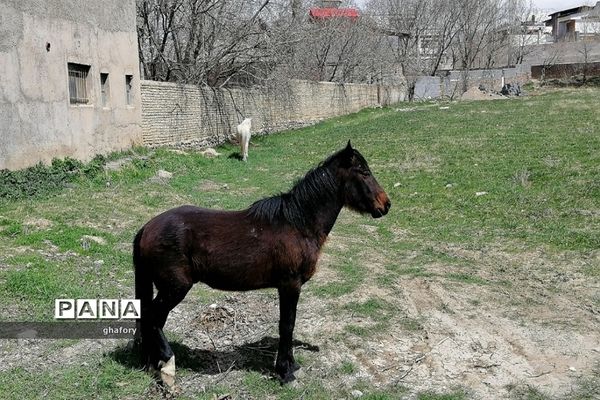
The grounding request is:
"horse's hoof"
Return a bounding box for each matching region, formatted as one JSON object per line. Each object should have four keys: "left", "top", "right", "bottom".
{"left": 279, "top": 371, "right": 296, "bottom": 384}
{"left": 158, "top": 355, "right": 176, "bottom": 388}
{"left": 126, "top": 339, "right": 137, "bottom": 351}
{"left": 144, "top": 358, "right": 154, "bottom": 372}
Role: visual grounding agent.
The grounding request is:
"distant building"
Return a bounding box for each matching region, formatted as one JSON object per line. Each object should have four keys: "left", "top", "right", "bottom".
{"left": 545, "top": 2, "right": 600, "bottom": 41}
{"left": 0, "top": 0, "right": 142, "bottom": 170}
{"left": 309, "top": 0, "right": 359, "bottom": 22}
{"left": 515, "top": 13, "right": 552, "bottom": 45}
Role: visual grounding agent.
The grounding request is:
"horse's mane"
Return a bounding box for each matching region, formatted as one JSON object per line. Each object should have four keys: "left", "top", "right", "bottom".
{"left": 247, "top": 154, "right": 340, "bottom": 229}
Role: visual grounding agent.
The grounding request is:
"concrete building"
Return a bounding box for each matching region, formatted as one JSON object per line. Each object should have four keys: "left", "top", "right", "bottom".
{"left": 545, "top": 2, "right": 600, "bottom": 41}
{"left": 0, "top": 0, "right": 142, "bottom": 170}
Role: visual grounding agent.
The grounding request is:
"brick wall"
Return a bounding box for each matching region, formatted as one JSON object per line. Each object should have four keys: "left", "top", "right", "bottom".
{"left": 140, "top": 80, "right": 406, "bottom": 147}
{"left": 531, "top": 62, "right": 600, "bottom": 79}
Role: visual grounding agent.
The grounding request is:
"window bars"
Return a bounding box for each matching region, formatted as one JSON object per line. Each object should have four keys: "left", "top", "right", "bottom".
{"left": 68, "top": 63, "right": 90, "bottom": 104}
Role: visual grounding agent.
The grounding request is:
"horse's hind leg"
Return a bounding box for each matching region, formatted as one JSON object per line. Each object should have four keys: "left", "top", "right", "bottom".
{"left": 276, "top": 285, "right": 301, "bottom": 383}
{"left": 244, "top": 135, "right": 250, "bottom": 161}
{"left": 240, "top": 138, "right": 246, "bottom": 161}
{"left": 149, "top": 275, "right": 192, "bottom": 386}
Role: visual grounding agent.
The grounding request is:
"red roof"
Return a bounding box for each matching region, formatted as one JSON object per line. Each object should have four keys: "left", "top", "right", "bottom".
{"left": 309, "top": 7, "right": 359, "bottom": 21}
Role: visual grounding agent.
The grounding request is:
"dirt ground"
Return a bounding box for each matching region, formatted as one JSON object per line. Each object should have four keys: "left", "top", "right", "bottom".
{"left": 461, "top": 87, "right": 508, "bottom": 101}
{"left": 2, "top": 241, "right": 598, "bottom": 399}
{"left": 307, "top": 244, "right": 599, "bottom": 399}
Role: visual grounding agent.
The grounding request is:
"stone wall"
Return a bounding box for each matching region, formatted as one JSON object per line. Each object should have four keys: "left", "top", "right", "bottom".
{"left": 140, "top": 80, "right": 406, "bottom": 147}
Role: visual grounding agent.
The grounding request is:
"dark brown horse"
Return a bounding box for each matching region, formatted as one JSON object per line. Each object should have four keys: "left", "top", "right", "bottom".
{"left": 133, "top": 141, "right": 391, "bottom": 385}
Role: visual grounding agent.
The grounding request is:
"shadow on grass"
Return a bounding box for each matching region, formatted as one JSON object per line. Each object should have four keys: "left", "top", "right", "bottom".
{"left": 227, "top": 152, "right": 244, "bottom": 161}
{"left": 109, "top": 336, "right": 319, "bottom": 378}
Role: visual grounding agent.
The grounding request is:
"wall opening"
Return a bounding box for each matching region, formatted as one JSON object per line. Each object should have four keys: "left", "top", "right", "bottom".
{"left": 100, "top": 73, "right": 109, "bottom": 107}
{"left": 68, "top": 63, "right": 91, "bottom": 105}
{"left": 125, "top": 74, "right": 133, "bottom": 105}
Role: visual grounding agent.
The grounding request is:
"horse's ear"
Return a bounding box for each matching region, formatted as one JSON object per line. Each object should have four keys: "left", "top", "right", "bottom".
{"left": 343, "top": 140, "right": 354, "bottom": 157}
{"left": 340, "top": 140, "right": 355, "bottom": 166}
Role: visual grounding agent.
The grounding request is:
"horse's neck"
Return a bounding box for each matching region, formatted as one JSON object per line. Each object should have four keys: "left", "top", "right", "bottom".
{"left": 314, "top": 202, "right": 343, "bottom": 245}
{"left": 297, "top": 192, "right": 343, "bottom": 246}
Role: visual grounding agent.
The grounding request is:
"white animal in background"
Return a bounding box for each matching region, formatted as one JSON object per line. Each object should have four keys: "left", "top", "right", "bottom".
{"left": 236, "top": 118, "right": 252, "bottom": 161}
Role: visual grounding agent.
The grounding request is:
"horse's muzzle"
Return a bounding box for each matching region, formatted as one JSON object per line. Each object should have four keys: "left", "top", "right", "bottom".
{"left": 372, "top": 193, "right": 391, "bottom": 218}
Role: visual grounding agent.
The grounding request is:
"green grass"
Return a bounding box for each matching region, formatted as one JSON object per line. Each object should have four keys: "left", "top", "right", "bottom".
{"left": 311, "top": 257, "right": 365, "bottom": 297}
{"left": 344, "top": 298, "right": 391, "bottom": 320}
{"left": 241, "top": 371, "right": 328, "bottom": 399}
{"left": 0, "top": 88, "right": 598, "bottom": 399}
{"left": 339, "top": 360, "right": 357, "bottom": 374}
{"left": 0, "top": 358, "right": 154, "bottom": 400}
{"left": 344, "top": 322, "right": 387, "bottom": 337}
{"left": 417, "top": 391, "right": 468, "bottom": 400}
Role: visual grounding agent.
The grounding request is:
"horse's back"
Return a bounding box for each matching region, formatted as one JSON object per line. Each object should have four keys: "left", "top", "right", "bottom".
{"left": 137, "top": 205, "right": 315, "bottom": 291}
{"left": 139, "top": 205, "right": 242, "bottom": 253}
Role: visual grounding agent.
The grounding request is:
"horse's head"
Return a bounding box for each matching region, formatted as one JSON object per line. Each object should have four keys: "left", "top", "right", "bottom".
{"left": 331, "top": 141, "right": 391, "bottom": 218}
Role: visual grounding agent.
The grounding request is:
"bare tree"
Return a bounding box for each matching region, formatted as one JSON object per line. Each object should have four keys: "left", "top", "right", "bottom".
{"left": 426, "top": 1, "right": 461, "bottom": 75}
{"left": 506, "top": 0, "right": 542, "bottom": 66}
{"left": 363, "top": 0, "right": 531, "bottom": 94}
{"left": 539, "top": 43, "right": 564, "bottom": 81}
{"left": 137, "top": 0, "right": 392, "bottom": 86}
{"left": 364, "top": 0, "right": 460, "bottom": 98}
{"left": 137, "top": 0, "right": 295, "bottom": 86}
{"left": 453, "top": 0, "right": 508, "bottom": 90}
{"left": 367, "top": 0, "right": 432, "bottom": 73}
{"left": 576, "top": 5, "right": 600, "bottom": 82}
{"left": 284, "top": 14, "right": 393, "bottom": 83}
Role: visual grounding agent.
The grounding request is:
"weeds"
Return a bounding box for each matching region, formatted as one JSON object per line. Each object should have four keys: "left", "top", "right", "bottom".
{"left": 512, "top": 169, "right": 532, "bottom": 188}
{"left": 0, "top": 155, "right": 105, "bottom": 200}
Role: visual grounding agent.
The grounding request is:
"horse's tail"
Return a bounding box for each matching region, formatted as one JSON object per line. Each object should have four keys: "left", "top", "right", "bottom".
{"left": 133, "top": 227, "right": 151, "bottom": 303}
{"left": 133, "top": 227, "right": 152, "bottom": 362}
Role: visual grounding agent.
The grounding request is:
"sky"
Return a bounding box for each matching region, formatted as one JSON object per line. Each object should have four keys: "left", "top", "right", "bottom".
{"left": 534, "top": 0, "right": 597, "bottom": 11}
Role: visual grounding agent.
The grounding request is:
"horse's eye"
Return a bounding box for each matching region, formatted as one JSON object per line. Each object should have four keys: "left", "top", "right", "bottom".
{"left": 352, "top": 166, "right": 370, "bottom": 176}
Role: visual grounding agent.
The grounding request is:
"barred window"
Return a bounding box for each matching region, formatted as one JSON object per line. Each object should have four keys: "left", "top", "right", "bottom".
{"left": 68, "top": 63, "right": 91, "bottom": 105}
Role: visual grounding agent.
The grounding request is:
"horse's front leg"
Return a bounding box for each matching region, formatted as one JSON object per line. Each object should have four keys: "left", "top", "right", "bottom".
{"left": 276, "top": 285, "right": 301, "bottom": 383}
